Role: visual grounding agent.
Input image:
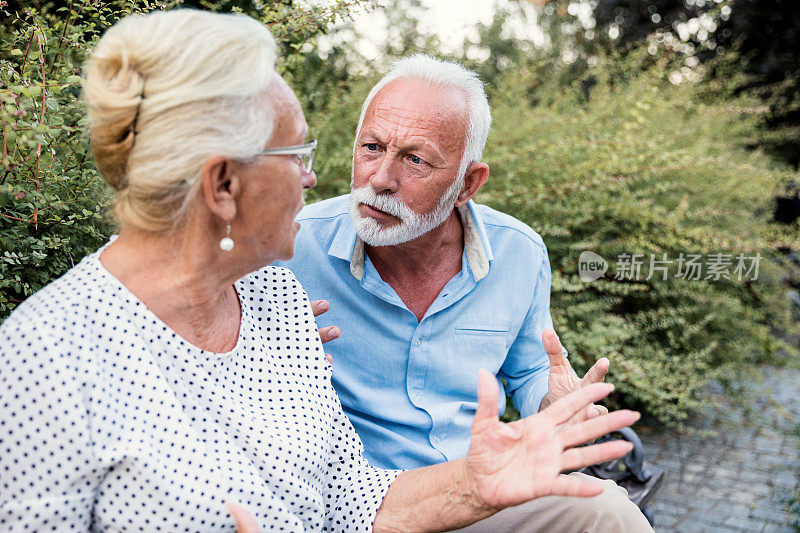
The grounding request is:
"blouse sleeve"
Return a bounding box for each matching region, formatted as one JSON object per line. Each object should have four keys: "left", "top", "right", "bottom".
{"left": 0, "top": 309, "right": 99, "bottom": 531}
{"left": 321, "top": 391, "right": 402, "bottom": 532}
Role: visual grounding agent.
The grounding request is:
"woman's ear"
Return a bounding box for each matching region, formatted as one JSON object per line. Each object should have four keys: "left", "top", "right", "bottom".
{"left": 201, "top": 156, "right": 241, "bottom": 221}
{"left": 455, "top": 162, "right": 490, "bottom": 207}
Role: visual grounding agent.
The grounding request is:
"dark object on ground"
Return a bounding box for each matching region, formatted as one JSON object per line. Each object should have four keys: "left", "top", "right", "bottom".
{"left": 583, "top": 427, "right": 664, "bottom": 526}
{"left": 775, "top": 194, "right": 800, "bottom": 224}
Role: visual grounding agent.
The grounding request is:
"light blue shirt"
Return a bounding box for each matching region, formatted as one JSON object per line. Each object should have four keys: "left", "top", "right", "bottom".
{"left": 276, "top": 194, "right": 554, "bottom": 470}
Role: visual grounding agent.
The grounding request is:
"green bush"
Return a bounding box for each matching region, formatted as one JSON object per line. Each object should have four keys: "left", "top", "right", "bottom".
{"left": 0, "top": 1, "right": 122, "bottom": 317}
{"left": 486, "top": 54, "right": 799, "bottom": 427}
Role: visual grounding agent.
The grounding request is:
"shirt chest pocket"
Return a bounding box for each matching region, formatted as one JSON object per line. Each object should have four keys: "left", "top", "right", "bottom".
{"left": 451, "top": 326, "right": 509, "bottom": 385}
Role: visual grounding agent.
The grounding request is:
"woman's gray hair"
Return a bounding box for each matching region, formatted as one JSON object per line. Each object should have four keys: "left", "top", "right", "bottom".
{"left": 84, "top": 9, "right": 278, "bottom": 232}
{"left": 354, "top": 54, "right": 492, "bottom": 181}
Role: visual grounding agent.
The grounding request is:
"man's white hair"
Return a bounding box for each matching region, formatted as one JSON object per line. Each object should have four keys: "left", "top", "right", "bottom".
{"left": 354, "top": 54, "right": 492, "bottom": 181}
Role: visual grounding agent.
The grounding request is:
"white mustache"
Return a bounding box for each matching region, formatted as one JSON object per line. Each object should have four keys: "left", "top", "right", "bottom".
{"left": 349, "top": 187, "right": 415, "bottom": 221}
{"left": 348, "top": 174, "right": 464, "bottom": 247}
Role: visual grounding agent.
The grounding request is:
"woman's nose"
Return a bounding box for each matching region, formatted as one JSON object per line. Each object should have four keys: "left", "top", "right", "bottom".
{"left": 302, "top": 169, "right": 317, "bottom": 190}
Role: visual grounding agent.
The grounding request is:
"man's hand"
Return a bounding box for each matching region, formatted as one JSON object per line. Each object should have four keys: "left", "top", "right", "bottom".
{"left": 539, "top": 328, "right": 609, "bottom": 423}
{"left": 465, "top": 370, "right": 638, "bottom": 510}
{"left": 310, "top": 299, "right": 340, "bottom": 363}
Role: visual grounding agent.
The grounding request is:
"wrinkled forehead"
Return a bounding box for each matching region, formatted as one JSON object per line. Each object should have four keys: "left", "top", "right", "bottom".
{"left": 363, "top": 79, "right": 470, "bottom": 140}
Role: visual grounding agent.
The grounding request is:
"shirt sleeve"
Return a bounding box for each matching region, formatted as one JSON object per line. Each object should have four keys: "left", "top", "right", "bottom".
{"left": 499, "top": 242, "right": 554, "bottom": 419}
{"left": 0, "top": 309, "right": 99, "bottom": 531}
{"left": 321, "top": 390, "right": 402, "bottom": 532}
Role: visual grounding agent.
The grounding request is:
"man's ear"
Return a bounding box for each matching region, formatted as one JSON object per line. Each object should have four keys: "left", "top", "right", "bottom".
{"left": 455, "top": 162, "right": 490, "bottom": 207}
{"left": 201, "top": 155, "right": 241, "bottom": 222}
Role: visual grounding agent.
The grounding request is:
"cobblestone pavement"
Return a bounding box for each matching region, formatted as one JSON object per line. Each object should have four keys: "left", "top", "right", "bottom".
{"left": 638, "top": 366, "right": 800, "bottom": 532}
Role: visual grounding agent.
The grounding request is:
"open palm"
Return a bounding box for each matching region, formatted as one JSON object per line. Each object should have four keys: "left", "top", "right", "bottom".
{"left": 466, "top": 370, "right": 638, "bottom": 509}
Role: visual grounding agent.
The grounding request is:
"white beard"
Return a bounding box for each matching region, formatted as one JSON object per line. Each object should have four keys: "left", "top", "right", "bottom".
{"left": 349, "top": 175, "right": 464, "bottom": 247}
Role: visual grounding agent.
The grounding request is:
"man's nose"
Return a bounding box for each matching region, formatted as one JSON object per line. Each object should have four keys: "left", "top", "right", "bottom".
{"left": 302, "top": 169, "right": 317, "bottom": 190}
{"left": 369, "top": 156, "right": 398, "bottom": 194}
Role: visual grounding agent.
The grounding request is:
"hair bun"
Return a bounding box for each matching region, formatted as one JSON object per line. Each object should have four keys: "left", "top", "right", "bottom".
{"left": 82, "top": 10, "right": 278, "bottom": 233}
{"left": 84, "top": 45, "right": 145, "bottom": 190}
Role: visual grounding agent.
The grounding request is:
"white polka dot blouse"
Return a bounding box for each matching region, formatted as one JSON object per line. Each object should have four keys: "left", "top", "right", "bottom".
{"left": 0, "top": 245, "right": 400, "bottom": 531}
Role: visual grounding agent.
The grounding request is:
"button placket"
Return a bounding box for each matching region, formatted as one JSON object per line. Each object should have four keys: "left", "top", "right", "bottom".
{"left": 407, "top": 322, "right": 427, "bottom": 407}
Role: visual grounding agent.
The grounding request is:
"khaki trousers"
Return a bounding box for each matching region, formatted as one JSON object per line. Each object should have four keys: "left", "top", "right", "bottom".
{"left": 450, "top": 473, "right": 654, "bottom": 533}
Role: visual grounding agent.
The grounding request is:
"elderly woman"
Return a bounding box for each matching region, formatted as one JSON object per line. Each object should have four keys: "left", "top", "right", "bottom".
{"left": 0, "top": 10, "right": 640, "bottom": 533}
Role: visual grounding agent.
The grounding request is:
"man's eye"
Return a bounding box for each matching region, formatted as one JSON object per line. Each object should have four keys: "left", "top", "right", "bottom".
{"left": 409, "top": 155, "right": 422, "bottom": 164}
{"left": 366, "top": 143, "right": 379, "bottom": 151}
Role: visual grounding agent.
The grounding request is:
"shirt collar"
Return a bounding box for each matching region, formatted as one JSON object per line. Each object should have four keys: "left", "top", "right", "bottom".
{"left": 328, "top": 199, "right": 493, "bottom": 282}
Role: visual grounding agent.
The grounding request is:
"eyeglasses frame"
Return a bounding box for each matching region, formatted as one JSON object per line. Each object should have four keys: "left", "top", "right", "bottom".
{"left": 257, "top": 140, "right": 317, "bottom": 174}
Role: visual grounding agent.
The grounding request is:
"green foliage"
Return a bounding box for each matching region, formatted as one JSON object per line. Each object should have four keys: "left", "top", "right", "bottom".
{"left": 485, "top": 53, "right": 800, "bottom": 427}
{"left": 0, "top": 0, "right": 366, "bottom": 319}
{"left": 0, "top": 1, "right": 129, "bottom": 318}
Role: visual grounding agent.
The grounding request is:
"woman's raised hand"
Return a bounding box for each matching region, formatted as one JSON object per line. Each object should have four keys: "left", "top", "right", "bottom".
{"left": 465, "top": 370, "right": 639, "bottom": 510}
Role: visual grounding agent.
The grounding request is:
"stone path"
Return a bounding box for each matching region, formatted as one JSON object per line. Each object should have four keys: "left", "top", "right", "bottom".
{"left": 638, "top": 366, "right": 800, "bottom": 532}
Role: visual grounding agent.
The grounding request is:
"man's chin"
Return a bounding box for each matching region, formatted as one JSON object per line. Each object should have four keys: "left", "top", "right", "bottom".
{"left": 354, "top": 222, "right": 405, "bottom": 247}
{"left": 359, "top": 223, "right": 424, "bottom": 247}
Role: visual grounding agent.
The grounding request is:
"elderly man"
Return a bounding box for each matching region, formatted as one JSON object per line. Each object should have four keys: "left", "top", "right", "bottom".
{"left": 278, "top": 55, "right": 652, "bottom": 531}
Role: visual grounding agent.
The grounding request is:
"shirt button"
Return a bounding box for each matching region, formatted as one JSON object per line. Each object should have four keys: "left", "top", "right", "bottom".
{"left": 434, "top": 436, "right": 440, "bottom": 443}
{"left": 416, "top": 339, "right": 421, "bottom": 346}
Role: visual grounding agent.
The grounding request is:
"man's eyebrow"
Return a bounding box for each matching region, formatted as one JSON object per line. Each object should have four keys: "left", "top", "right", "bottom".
{"left": 399, "top": 140, "right": 446, "bottom": 163}
{"left": 360, "top": 130, "right": 437, "bottom": 153}
{"left": 400, "top": 142, "right": 435, "bottom": 153}
{"left": 359, "top": 129, "right": 385, "bottom": 144}
{"left": 359, "top": 128, "right": 446, "bottom": 163}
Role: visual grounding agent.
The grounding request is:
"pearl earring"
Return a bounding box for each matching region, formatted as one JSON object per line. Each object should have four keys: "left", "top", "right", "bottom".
{"left": 219, "top": 222, "right": 234, "bottom": 251}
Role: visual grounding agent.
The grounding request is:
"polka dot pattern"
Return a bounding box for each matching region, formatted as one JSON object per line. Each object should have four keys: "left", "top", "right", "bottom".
{"left": 0, "top": 246, "right": 400, "bottom": 531}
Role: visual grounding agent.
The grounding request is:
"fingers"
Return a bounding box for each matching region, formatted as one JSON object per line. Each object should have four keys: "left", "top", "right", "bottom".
{"left": 324, "top": 353, "right": 333, "bottom": 364}
{"left": 226, "top": 501, "right": 260, "bottom": 533}
{"left": 311, "top": 300, "right": 339, "bottom": 346}
{"left": 580, "top": 357, "right": 610, "bottom": 386}
{"left": 310, "top": 299, "right": 329, "bottom": 318}
{"left": 547, "top": 474, "right": 605, "bottom": 498}
{"left": 542, "top": 328, "right": 568, "bottom": 369}
{"left": 582, "top": 405, "right": 599, "bottom": 421}
{"left": 318, "top": 325, "right": 340, "bottom": 345}
{"left": 542, "top": 382, "right": 615, "bottom": 426}
{"left": 473, "top": 369, "right": 500, "bottom": 429}
{"left": 560, "top": 440, "right": 634, "bottom": 472}
{"left": 580, "top": 403, "right": 607, "bottom": 422}
{"left": 560, "top": 410, "right": 640, "bottom": 449}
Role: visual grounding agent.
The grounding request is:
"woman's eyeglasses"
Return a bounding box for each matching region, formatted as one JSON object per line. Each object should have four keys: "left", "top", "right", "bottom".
{"left": 258, "top": 140, "right": 317, "bottom": 174}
